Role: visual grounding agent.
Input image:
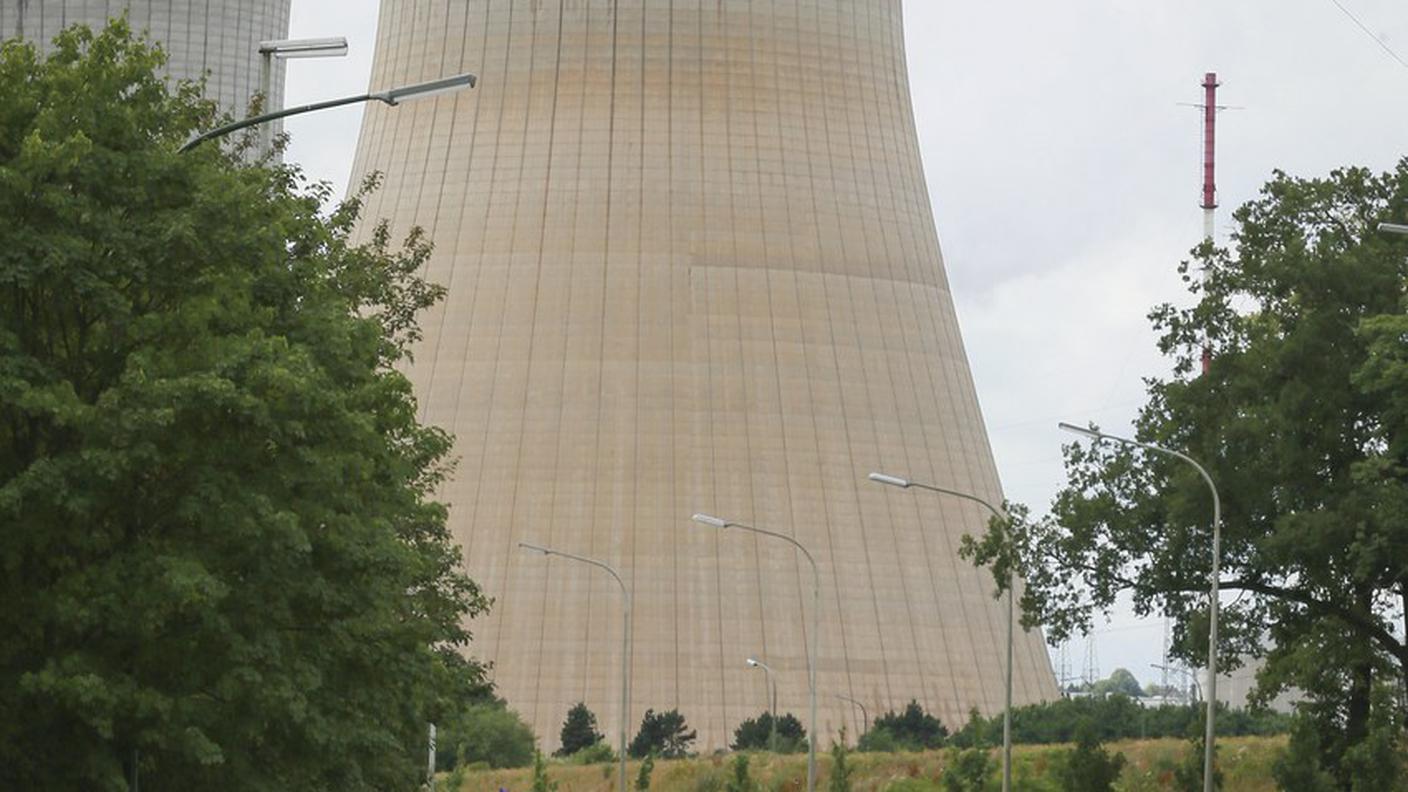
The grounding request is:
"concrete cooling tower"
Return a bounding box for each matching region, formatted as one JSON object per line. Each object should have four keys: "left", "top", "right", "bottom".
{"left": 349, "top": 0, "right": 1059, "bottom": 749}
{"left": 1, "top": 1, "right": 291, "bottom": 115}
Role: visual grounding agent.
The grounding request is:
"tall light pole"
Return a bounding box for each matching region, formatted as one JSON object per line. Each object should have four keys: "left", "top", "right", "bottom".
{"left": 1058, "top": 422, "right": 1222, "bottom": 792}
{"left": 747, "top": 657, "right": 778, "bottom": 751}
{"left": 518, "top": 542, "right": 631, "bottom": 792}
{"left": 256, "top": 36, "right": 349, "bottom": 158}
{"left": 180, "top": 73, "right": 476, "bottom": 153}
{"left": 868, "top": 472, "right": 1015, "bottom": 792}
{"left": 833, "top": 694, "right": 868, "bottom": 738}
{"left": 692, "top": 513, "right": 819, "bottom": 792}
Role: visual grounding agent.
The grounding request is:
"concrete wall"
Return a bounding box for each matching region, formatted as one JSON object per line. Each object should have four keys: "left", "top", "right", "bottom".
{"left": 349, "top": 0, "right": 1061, "bottom": 750}
{"left": 1, "top": 0, "right": 291, "bottom": 116}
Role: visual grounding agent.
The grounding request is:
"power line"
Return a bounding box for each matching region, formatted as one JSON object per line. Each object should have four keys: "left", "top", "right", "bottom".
{"left": 1326, "top": 0, "right": 1408, "bottom": 71}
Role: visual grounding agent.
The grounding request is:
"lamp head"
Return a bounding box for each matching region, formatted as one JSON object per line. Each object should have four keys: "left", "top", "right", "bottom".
{"left": 259, "top": 36, "right": 349, "bottom": 58}
{"left": 1379, "top": 221, "right": 1408, "bottom": 236}
{"left": 691, "top": 513, "right": 729, "bottom": 529}
{"left": 746, "top": 657, "right": 759, "bottom": 667}
{"left": 1058, "top": 422, "right": 1103, "bottom": 441}
{"left": 517, "top": 541, "right": 551, "bottom": 556}
{"left": 376, "top": 73, "right": 477, "bottom": 106}
{"left": 868, "top": 472, "right": 911, "bottom": 489}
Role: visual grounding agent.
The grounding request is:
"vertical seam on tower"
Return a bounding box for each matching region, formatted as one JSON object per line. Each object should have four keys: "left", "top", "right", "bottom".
{"left": 481, "top": 0, "right": 529, "bottom": 679}
{"left": 696, "top": 0, "right": 730, "bottom": 744}
{"left": 524, "top": 0, "right": 568, "bottom": 733}
{"left": 666, "top": 0, "right": 680, "bottom": 718}
{"left": 491, "top": 0, "right": 548, "bottom": 718}
{"left": 823, "top": 0, "right": 931, "bottom": 716}
{"left": 863, "top": 0, "right": 964, "bottom": 718}
{"left": 767, "top": 0, "right": 860, "bottom": 723}
{"left": 586, "top": 0, "right": 624, "bottom": 742}
{"left": 847, "top": 0, "right": 944, "bottom": 718}
{"left": 798, "top": 0, "right": 894, "bottom": 706}
{"left": 630, "top": 0, "right": 647, "bottom": 713}
{"left": 553, "top": 0, "right": 592, "bottom": 712}
{"left": 721, "top": 0, "right": 773, "bottom": 710}
{"left": 409, "top": 0, "right": 462, "bottom": 425}
{"left": 883, "top": 1, "right": 998, "bottom": 712}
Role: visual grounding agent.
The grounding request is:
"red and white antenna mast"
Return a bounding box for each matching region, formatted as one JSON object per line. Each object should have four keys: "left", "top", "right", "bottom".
{"left": 1199, "top": 72, "right": 1219, "bottom": 375}
{"left": 1200, "top": 72, "right": 1219, "bottom": 243}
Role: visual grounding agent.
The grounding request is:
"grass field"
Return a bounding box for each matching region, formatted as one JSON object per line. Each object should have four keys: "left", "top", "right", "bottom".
{"left": 442, "top": 735, "right": 1287, "bottom": 791}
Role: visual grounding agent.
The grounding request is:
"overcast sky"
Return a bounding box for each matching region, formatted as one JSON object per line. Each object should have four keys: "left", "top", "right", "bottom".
{"left": 282, "top": 0, "right": 1408, "bottom": 689}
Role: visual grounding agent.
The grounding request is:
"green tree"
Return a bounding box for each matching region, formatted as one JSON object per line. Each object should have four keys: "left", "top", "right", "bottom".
{"left": 557, "top": 702, "right": 606, "bottom": 757}
{"left": 531, "top": 750, "right": 559, "bottom": 792}
{"left": 1054, "top": 722, "right": 1126, "bottom": 792}
{"left": 941, "top": 746, "right": 994, "bottom": 792}
{"left": 860, "top": 700, "right": 949, "bottom": 752}
{"left": 828, "top": 727, "right": 855, "bottom": 792}
{"left": 724, "top": 752, "right": 754, "bottom": 792}
{"left": 635, "top": 751, "right": 656, "bottom": 790}
{"left": 963, "top": 162, "right": 1408, "bottom": 781}
{"left": 731, "top": 711, "right": 808, "bottom": 753}
{"left": 629, "top": 709, "right": 697, "bottom": 758}
{"left": 1090, "top": 668, "right": 1144, "bottom": 699}
{"left": 436, "top": 699, "right": 537, "bottom": 771}
{"left": 0, "top": 20, "right": 489, "bottom": 791}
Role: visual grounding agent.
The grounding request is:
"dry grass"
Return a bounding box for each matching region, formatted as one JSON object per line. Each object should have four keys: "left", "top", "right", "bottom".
{"left": 441, "top": 735, "right": 1288, "bottom": 791}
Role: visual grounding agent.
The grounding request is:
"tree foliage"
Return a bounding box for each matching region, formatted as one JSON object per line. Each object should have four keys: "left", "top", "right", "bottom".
{"left": 629, "top": 709, "right": 696, "bottom": 759}
{"left": 435, "top": 699, "right": 537, "bottom": 771}
{"left": 0, "top": 20, "right": 488, "bottom": 790}
{"left": 859, "top": 700, "right": 948, "bottom": 752}
{"left": 557, "top": 701, "right": 605, "bottom": 757}
{"left": 1054, "top": 723, "right": 1126, "bottom": 792}
{"left": 731, "top": 711, "right": 808, "bottom": 753}
{"left": 828, "top": 727, "right": 854, "bottom": 792}
{"left": 963, "top": 161, "right": 1408, "bottom": 776}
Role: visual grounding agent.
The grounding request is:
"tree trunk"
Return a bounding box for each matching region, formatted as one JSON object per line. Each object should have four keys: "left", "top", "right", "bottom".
{"left": 1339, "top": 585, "right": 1375, "bottom": 790}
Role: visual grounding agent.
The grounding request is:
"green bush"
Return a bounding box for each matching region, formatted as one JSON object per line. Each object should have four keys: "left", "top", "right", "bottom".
{"left": 725, "top": 753, "right": 755, "bottom": 792}
{"left": 531, "top": 750, "right": 559, "bottom": 792}
{"left": 732, "top": 711, "right": 808, "bottom": 753}
{"left": 941, "top": 747, "right": 994, "bottom": 792}
{"left": 437, "top": 700, "right": 537, "bottom": 770}
{"left": 1271, "top": 714, "right": 1336, "bottom": 792}
{"left": 860, "top": 700, "right": 949, "bottom": 752}
{"left": 568, "top": 739, "right": 618, "bottom": 765}
{"left": 558, "top": 702, "right": 607, "bottom": 757}
{"left": 636, "top": 752, "right": 657, "bottom": 790}
{"left": 1052, "top": 723, "right": 1125, "bottom": 792}
{"left": 1172, "top": 735, "right": 1221, "bottom": 792}
{"left": 828, "top": 727, "right": 854, "bottom": 792}
{"left": 631, "top": 709, "right": 698, "bottom": 758}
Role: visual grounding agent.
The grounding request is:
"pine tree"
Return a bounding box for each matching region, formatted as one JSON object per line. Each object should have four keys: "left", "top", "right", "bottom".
{"left": 557, "top": 702, "right": 605, "bottom": 757}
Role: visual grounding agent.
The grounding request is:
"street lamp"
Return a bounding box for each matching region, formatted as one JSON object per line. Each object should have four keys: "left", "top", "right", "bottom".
{"left": 518, "top": 542, "right": 631, "bottom": 792}
{"left": 180, "top": 73, "right": 477, "bottom": 154}
{"left": 747, "top": 657, "right": 778, "bottom": 751}
{"left": 692, "top": 513, "right": 819, "bottom": 792}
{"left": 256, "top": 36, "right": 349, "bottom": 157}
{"left": 833, "top": 694, "right": 869, "bottom": 737}
{"left": 1379, "top": 222, "right": 1408, "bottom": 235}
{"left": 868, "top": 471, "right": 1015, "bottom": 792}
{"left": 1058, "top": 422, "right": 1222, "bottom": 792}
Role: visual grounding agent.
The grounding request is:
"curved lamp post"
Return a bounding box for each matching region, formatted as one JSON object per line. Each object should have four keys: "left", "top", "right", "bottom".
{"left": 519, "top": 542, "right": 631, "bottom": 792}
{"left": 747, "top": 657, "right": 778, "bottom": 751}
{"left": 180, "top": 73, "right": 476, "bottom": 153}
{"left": 692, "top": 513, "right": 819, "bottom": 792}
{"left": 1058, "top": 422, "right": 1222, "bottom": 792}
{"left": 833, "top": 693, "right": 869, "bottom": 737}
{"left": 868, "top": 471, "right": 1015, "bottom": 792}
